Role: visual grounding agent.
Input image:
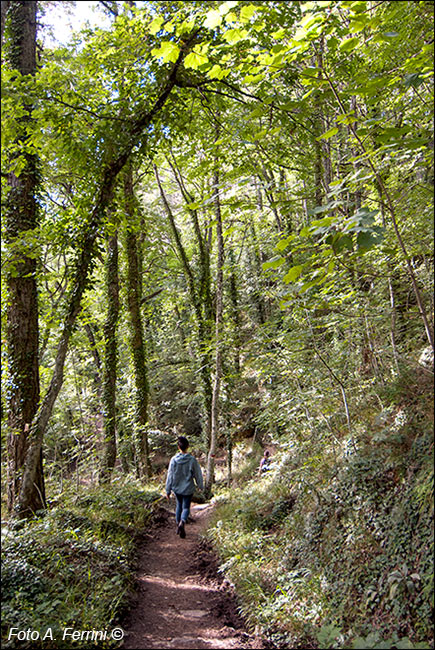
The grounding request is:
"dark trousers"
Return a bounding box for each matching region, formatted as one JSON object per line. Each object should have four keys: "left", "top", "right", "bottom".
{"left": 174, "top": 493, "right": 192, "bottom": 523}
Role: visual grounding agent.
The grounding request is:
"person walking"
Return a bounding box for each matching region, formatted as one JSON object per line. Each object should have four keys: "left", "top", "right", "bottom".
{"left": 165, "top": 436, "right": 204, "bottom": 539}
{"left": 258, "top": 449, "right": 271, "bottom": 476}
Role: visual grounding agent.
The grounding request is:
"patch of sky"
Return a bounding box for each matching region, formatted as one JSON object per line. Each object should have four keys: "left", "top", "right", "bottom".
{"left": 40, "top": 1, "right": 111, "bottom": 47}
{"left": 41, "top": 1, "right": 151, "bottom": 46}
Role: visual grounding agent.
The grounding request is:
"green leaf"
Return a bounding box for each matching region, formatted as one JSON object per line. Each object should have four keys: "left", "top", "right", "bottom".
{"left": 317, "top": 127, "right": 339, "bottom": 141}
{"left": 334, "top": 234, "right": 353, "bottom": 252}
{"left": 262, "top": 256, "right": 286, "bottom": 271}
{"left": 240, "top": 5, "right": 257, "bottom": 23}
{"left": 219, "top": 1, "right": 238, "bottom": 15}
{"left": 404, "top": 72, "right": 425, "bottom": 88}
{"left": 226, "top": 11, "right": 238, "bottom": 24}
{"left": 151, "top": 41, "right": 180, "bottom": 64}
{"left": 272, "top": 28, "right": 286, "bottom": 39}
{"left": 276, "top": 236, "right": 294, "bottom": 252}
{"left": 177, "top": 19, "right": 196, "bottom": 35}
{"left": 184, "top": 51, "right": 205, "bottom": 69}
{"left": 149, "top": 16, "right": 164, "bottom": 35}
{"left": 223, "top": 28, "right": 249, "bottom": 44}
{"left": 339, "top": 36, "right": 360, "bottom": 52}
{"left": 244, "top": 72, "right": 265, "bottom": 83}
{"left": 204, "top": 10, "right": 223, "bottom": 30}
{"left": 349, "top": 17, "right": 369, "bottom": 32}
{"left": 347, "top": 2, "right": 367, "bottom": 14}
{"left": 207, "top": 64, "right": 227, "bottom": 80}
{"left": 336, "top": 111, "right": 356, "bottom": 125}
{"left": 357, "top": 228, "right": 384, "bottom": 250}
{"left": 283, "top": 265, "right": 303, "bottom": 283}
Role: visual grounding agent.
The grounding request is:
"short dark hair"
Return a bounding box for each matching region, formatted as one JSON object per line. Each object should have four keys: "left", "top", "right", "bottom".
{"left": 264, "top": 450, "right": 270, "bottom": 457}
{"left": 177, "top": 436, "right": 189, "bottom": 452}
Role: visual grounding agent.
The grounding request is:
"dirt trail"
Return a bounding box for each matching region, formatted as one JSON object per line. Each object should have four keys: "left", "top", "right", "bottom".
{"left": 121, "top": 502, "right": 267, "bottom": 650}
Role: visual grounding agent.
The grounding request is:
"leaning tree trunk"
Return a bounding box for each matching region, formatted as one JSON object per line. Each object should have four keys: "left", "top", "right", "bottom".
{"left": 100, "top": 231, "right": 120, "bottom": 483}
{"left": 5, "top": 0, "right": 45, "bottom": 514}
{"left": 124, "top": 165, "right": 151, "bottom": 478}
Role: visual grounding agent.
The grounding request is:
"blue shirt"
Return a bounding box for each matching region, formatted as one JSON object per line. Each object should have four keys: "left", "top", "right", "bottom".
{"left": 165, "top": 452, "right": 204, "bottom": 496}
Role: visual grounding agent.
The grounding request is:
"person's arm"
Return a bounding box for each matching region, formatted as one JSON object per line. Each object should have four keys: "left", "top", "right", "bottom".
{"left": 165, "top": 458, "right": 174, "bottom": 496}
{"left": 193, "top": 458, "right": 204, "bottom": 491}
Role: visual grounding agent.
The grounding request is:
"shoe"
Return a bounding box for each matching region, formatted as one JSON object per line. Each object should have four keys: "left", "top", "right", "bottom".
{"left": 178, "top": 521, "right": 186, "bottom": 538}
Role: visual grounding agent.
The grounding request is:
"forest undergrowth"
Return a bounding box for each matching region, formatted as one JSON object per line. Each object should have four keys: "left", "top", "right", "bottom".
{"left": 1, "top": 480, "right": 162, "bottom": 649}
{"left": 206, "top": 363, "right": 434, "bottom": 650}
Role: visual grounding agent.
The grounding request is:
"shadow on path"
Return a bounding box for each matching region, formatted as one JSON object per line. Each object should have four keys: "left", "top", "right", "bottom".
{"left": 121, "top": 502, "right": 267, "bottom": 650}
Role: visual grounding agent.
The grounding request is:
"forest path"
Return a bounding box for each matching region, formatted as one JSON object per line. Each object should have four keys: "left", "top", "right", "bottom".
{"left": 121, "top": 502, "right": 266, "bottom": 650}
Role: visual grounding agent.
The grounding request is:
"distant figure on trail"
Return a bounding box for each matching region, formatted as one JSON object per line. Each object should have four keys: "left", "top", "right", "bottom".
{"left": 165, "top": 436, "right": 204, "bottom": 539}
{"left": 258, "top": 450, "right": 271, "bottom": 476}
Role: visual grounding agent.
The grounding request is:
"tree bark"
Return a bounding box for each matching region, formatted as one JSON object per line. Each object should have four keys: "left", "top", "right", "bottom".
{"left": 100, "top": 232, "right": 120, "bottom": 483}
{"left": 167, "top": 154, "right": 213, "bottom": 322}
{"left": 249, "top": 222, "right": 267, "bottom": 324}
{"left": 228, "top": 249, "right": 241, "bottom": 376}
{"left": 124, "top": 165, "right": 151, "bottom": 478}
{"left": 154, "top": 164, "right": 213, "bottom": 445}
{"left": 5, "top": 0, "right": 45, "bottom": 514}
{"left": 1, "top": 0, "right": 10, "bottom": 43}
{"left": 205, "top": 148, "right": 224, "bottom": 493}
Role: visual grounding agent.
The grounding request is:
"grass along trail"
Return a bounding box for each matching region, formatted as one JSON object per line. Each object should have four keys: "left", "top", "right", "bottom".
{"left": 121, "top": 501, "right": 268, "bottom": 650}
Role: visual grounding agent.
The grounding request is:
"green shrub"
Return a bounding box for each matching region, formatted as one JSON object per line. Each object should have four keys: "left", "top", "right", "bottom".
{"left": 1, "top": 478, "right": 161, "bottom": 649}
{"left": 207, "top": 417, "right": 434, "bottom": 649}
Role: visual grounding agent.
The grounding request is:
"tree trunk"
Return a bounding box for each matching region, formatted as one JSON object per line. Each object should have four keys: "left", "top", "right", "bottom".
{"left": 316, "top": 38, "right": 332, "bottom": 199}
{"left": 1, "top": 0, "right": 10, "bottom": 42}
{"left": 249, "top": 222, "right": 267, "bottom": 324}
{"left": 167, "top": 155, "right": 213, "bottom": 323}
{"left": 100, "top": 232, "right": 120, "bottom": 482}
{"left": 225, "top": 247, "right": 241, "bottom": 486}
{"left": 5, "top": 0, "right": 45, "bottom": 515}
{"left": 228, "top": 249, "right": 241, "bottom": 376}
{"left": 314, "top": 136, "right": 323, "bottom": 207}
{"left": 260, "top": 165, "right": 283, "bottom": 231}
{"left": 124, "top": 165, "right": 151, "bottom": 478}
{"left": 154, "top": 164, "right": 213, "bottom": 447}
{"left": 82, "top": 319, "right": 102, "bottom": 394}
{"left": 205, "top": 154, "right": 224, "bottom": 493}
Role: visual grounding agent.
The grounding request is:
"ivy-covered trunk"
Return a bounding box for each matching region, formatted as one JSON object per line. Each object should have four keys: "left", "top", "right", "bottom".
{"left": 1, "top": 0, "right": 10, "bottom": 42}
{"left": 225, "top": 247, "right": 241, "bottom": 484}
{"left": 100, "top": 232, "right": 120, "bottom": 483}
{"left": 206, "top": 155, "right": 224, "bottom": 493}
{"left": 124, "top": 165, "right": 151, "bottom": 478}
{"left": 154, "top": 163, "right": 213, "bottom": 449}
{"left": 5, "top": 0, "right": 45, "bottom": 514}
